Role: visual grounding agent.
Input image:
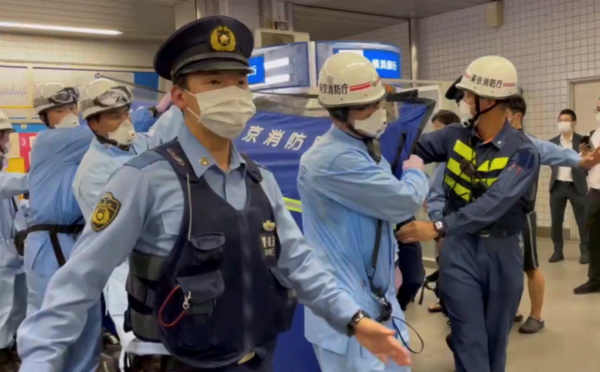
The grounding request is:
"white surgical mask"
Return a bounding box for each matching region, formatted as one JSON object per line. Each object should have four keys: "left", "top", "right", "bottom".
{"left": 353, "top": 108, "right": 388, "bottom": 138}
{"left": 557, "top": 121, "right": 572, "bottom": 134}
{"left": 459, "top": 101, "right": 473, "bottom": 123}
{"left": 186, "top": 86, "right": 256, "bottom": 139}
{"left": 54, "top": 113, "right": 79, "bottom": 129}
{"left": 595, "top": 112, "right": 600, "bottom": 125}
{"left": 107, "top": 119, "right": 136, "bottom": 146}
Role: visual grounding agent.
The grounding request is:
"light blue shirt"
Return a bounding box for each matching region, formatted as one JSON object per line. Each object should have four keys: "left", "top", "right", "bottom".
{"left": 130, "top": 107, "right": 158, "bottom": 133}
{"left": 0, "top": 171, "right": 29, "bottom": 261}
{"left": 18, "top": 122, "right": 360, "bottom": 371}
{"left": 427, "top": 131, "right": 581, "bottom": 221}
{"left": 28, "top": 125, "right": 93, "bottom": 226}
{"left": 148, "top": 105, "right": 184, "bottom": 145}
{"left": 297, "top": 125, "right": 429, "bottom": 354}
{"left": 73, "top": 135, "right": 152, "bottom": 220}
{"left": 427, "top": 163, "right": 446, "bottom": 221}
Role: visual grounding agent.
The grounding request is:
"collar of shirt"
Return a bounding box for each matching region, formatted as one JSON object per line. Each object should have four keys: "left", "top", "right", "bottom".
{"left": 329, "top": 124, "right": 368, "bottom": 150}
{"left": 177, "top": 121, "right": 246, "bottom": 179}
{"left": 473, "top": 121, "right": 512, "bottom": 149}
{"left": 560, "top": 134, "right": 573, "bottom": 145}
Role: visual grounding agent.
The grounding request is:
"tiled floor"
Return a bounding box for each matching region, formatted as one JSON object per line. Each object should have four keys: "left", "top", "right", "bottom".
{"left": 406, "top": 237, "right": 600, "bottom": 372}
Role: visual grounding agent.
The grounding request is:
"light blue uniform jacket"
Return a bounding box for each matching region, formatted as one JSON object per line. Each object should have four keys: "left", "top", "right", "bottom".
{"left": 298, "top": 126, "right": 429, "bottom": 357}
{"left": 18, "top": 122, "right": 361, "bottom": 371}
{"left": 0, "top": 171, "right": 29, "bottom": 348}
{"left": 148, "top": 105, "right": 184, "bottom": 145}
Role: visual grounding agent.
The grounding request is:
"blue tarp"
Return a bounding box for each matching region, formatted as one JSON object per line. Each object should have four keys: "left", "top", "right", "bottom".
{"left": 233, "top": 103, "right": 429, "bottom": 372}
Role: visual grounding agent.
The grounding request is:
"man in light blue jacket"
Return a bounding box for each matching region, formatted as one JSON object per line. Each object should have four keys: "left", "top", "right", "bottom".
{"left": 299, "top": 52, "right": 428, "bottom": 372}
{"left": 73, "top": 78, "right": 153, "bottom": 370}
{"left": 0, "top": 111, "right": 29, "bottom": 369}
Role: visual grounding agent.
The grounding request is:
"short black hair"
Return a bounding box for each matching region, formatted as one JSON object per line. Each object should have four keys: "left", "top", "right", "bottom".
{"left": 431, "top": 110, "right": 460, "bottom": 126}
{"left": 174, "top": 74, "right": 189, "bottom": 90}
{"left": 559, "top": 108, "right": 577, "bottom": 121}
{"left": 506, "top": 95, "right": 527, "bottom": 117}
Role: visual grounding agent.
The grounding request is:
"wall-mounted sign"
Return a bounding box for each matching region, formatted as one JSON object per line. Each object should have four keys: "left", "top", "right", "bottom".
{"left": 317, "top": 42, "right": 402, "bottom": 80}
{"left": 334, "top": 49, "right": 401, "bottom": 79}
{"left": 248, "top": 55, "right": 266, "bottom": 85}
{"left": 249, "top": 43, "right": 310, "bottom": 90}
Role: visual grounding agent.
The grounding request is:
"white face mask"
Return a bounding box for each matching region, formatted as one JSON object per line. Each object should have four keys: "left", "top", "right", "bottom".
{"left": 54, "top": 113, "right": 79, "bottom": 129}
{"left": 557, "top": 121, "right": 572, "bottom": 134}
{"left": 352, "top": 108, "right": 388, "bottom": 138}
{"left": 186, "top": 86, "right": 256, "bottom": 139}
{"left": 595, "top": 112, "right": 600, "bottom": 125}
{"left": 459, "top": 101, "right": 473, "bottom": 123}
{"left": 107, "top": 119, "right": 136, "bottom": 146}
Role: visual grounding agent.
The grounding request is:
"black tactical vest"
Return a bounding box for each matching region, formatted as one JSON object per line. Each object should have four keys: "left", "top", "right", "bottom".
{"left": 124, "top": 140, "right": 297, "bottom": 368}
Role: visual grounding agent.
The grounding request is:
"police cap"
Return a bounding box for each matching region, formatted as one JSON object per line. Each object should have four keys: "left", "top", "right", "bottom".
{"left": 154, "top": 16, "right": 254, "bottom": 81}
{"left": 445, "top": 75, "right": 464, "bottom": 103}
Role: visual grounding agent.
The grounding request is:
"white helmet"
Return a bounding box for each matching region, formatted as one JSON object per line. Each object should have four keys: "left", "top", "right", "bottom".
{"left": 456, "top": 56, "right": 518, "bottom": 99}
{"left": 34, "top": 82, "right": 80, "bottom": 114}
{"left": 0, "top": 110, "right": 13, "bottom": 131}
{"left": 80, "top": 78, "right": 133, "bottom": 119}
{"left": 318, "top": 52, "right": 386, "bottom": 108}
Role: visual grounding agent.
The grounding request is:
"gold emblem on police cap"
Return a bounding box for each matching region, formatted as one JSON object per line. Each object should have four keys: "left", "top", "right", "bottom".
{"left": 263, "top": 220, "right": 276, "bottom": 232}
{"left": 91, "top": 192, "right": 121, "bottom": 232}
{"left": 210, "top": 26, "right": 236, "bottom": 52}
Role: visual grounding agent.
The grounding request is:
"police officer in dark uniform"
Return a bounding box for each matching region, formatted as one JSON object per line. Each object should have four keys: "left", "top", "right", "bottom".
{"left": 398, "top": 56, "right": 540, "bottom": 372}
{"left": 17, "top": 16, "right": 411, "bottom": 372}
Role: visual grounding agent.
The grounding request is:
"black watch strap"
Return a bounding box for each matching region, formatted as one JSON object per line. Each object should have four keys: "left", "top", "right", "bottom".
{"left": 347, "top": 310, "right": 369, "bottom": 336}
{"left": 433, "top": 220, "right": 447, "bottom": 238}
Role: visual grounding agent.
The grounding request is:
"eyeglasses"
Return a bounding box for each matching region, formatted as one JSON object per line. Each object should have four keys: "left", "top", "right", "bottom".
{"left": 48, "top": 87, "right": 79, "bottom": 105}
{"left": 94, "top": 86, "right": 133, "bottom": 108}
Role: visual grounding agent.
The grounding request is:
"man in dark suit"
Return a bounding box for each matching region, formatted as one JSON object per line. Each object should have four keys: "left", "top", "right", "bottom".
{"left": 549, "top": 109, "right": 589, "bottom": 264}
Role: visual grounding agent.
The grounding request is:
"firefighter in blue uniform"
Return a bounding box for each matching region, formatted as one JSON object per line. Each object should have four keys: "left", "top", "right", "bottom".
{"left": 17, "top": 16, "right": 411, "bottom": 372}
{"left": 398, "top": 56, "right": 540, "bottom": 372}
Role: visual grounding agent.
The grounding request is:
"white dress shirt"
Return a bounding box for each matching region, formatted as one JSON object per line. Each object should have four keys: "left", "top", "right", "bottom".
{"left": 588, "top": 129, "right": 600, "bottom": 190}
{"left": 557, "top": 134, "right": 574, "bottom": 182}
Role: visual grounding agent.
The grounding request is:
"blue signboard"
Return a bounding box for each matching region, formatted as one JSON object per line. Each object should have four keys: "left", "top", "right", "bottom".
{"left": 248, "top": 55, "right": 266, "bottom": 85}
{"left": 363, "top": 49, "right": 401, "bottom": 79}
{"left": 316, "top": 42, "right": 402, "bottom": 80}
{"left": 334, "top": 49, "right": 401, "bottom": 79}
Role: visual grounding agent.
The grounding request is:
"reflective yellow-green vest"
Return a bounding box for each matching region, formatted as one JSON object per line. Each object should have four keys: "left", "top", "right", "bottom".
{"left": 443, "top": 129, "right": 538, "bottom": 232}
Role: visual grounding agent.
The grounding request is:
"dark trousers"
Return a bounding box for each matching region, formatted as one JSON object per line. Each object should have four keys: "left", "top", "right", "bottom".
{"left": 586, "top": 189, "right": 600, "bottom": 282}
{"left": 396, "top": 241, "right": 425, "bottom": 310}
{"left": 550, "top": 181, "right": 588, "bottom": 254}
{"left": 439, "top": 234, "right": 523, "bottom": 372}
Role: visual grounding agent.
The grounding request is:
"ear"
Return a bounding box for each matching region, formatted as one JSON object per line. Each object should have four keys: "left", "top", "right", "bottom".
{"left": 171, "top": 85, "right": 188, "bottom": 111}
{"left": 87, "top": 117, "right": 99, "bottom": 131}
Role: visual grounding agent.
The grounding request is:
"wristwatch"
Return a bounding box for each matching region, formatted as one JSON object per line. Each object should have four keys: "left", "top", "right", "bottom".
{"left": 347, "top": 310, "right": 370, "bottom": 336}
{"left": 149, "top": 106, "right": 159, "bottom": 118}
{"left": 433, "top": 220, "right": 447, "bottom": 238}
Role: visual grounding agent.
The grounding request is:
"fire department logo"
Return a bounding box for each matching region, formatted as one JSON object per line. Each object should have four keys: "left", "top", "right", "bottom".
{"left": 210, "top": 26, "right": 236, "bottom": 52}
{"left": 91, "top": 192, "right": 121, "bottom": 232}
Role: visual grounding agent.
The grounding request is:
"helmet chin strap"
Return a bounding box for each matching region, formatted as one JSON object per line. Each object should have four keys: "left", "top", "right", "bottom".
{"left": 470, "top": 96, "right": 499, "bottom": 126}
{"left": 93, "top": 131, "right": 131, "bottom": 152}
{"left": 331, "top": 107, "right": 382, "bottom": 163}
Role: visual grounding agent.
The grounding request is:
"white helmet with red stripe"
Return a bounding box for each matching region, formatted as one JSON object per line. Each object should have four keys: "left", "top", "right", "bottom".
{"left": 318, "top": 52, "right": 386, "bottom": 108}
{"left": 456, "top": 56, "right": 518, "bottom": 99}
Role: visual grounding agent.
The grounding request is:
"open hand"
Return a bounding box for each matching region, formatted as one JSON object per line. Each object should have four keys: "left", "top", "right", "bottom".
{"left": 354, "top": 318, "right": 411, "bottom": 366}
{"left": 396, "top": 221, "right": 438, "bottom": 243}
{"left": 579, "top": 146, "right": 600, "bottom": 169}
